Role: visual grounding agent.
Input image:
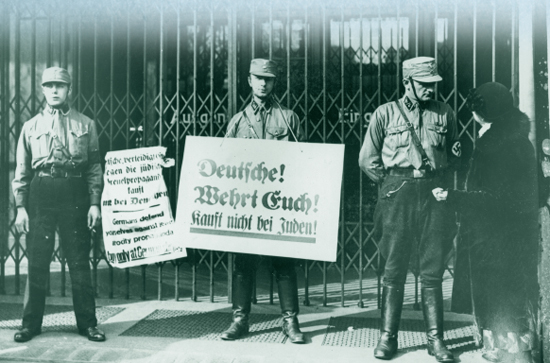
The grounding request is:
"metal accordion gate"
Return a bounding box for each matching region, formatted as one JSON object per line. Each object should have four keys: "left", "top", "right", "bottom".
{"left": 0, "top": 0, "right": 526, "bottom": 307}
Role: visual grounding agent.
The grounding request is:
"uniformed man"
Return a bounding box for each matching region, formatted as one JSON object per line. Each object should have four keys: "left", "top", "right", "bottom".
{"left": 12, "top": 67, "right": 106, "bottom": 342}
{"left": 221, "top": 58, "right": 306, "bottom": 344}
{"left": 359, "top": 57, "right": 461, "bottom": 362}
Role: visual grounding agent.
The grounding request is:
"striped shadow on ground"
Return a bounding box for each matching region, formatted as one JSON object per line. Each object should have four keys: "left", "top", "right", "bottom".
{"left": 0, "top": 303, "right": 124, "bottom": 332}
{"left": 322, "top": 316, "right": 479, "bottom": 353}
{"left": 120, "top": 310, "right": 287, "bottom": 343}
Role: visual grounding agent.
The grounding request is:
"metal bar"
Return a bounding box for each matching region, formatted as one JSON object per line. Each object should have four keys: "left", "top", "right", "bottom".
{"left": 78, "top": 14, "right": 82, "bottom": 111}
{"left": 492, "top": 0, "right": 496, "bottom": 82}
{"left": 193, "top": 7, "right": 197, "bottom": 137}
{"left": 14, "top": 7, "right": 21, "bottom": 296}
{"left": 453, "top": 0, "right": 458, "bottom": 191}
{"left": 123, "top": 9, "right": 131, "bottom": 299}
{"left": 415, "top": 1, "right": 419, "bottom": 57}
{"left": 434, "top": 3, "right": 439, "bottom": 97}
{"left": 252, "top": 2, "right": 255, "bottom": 59}
{"left": 269, "top": 2, "right": 273, "bottom": 59}
{"left": 141, "top": 265, "right": 146, "bottom": 300}
{"left": 60, "top": 9, "right": 67, "bottom": 296}
{"left": 48, "top": 12, "right": 52, "bottom": 67}
{"left": 376, "top": 4, "right": 382, "bottom": 308}
{"left": 358, "top": 5, "right": 364, "bottom": 309}
{"left": 210, "top": 253, "right": 214, "bottom": 302}
{"left": 473, "top": 0, "right": 478, "bottom": 142}
{"left": 110, "top": 14, "right": 114, "bottom": 156}
{"left": 339, "top": 6, "right": 345, "bottom": 307}
{"left": 31, "top": 14, "right": 36, "bottom": 115}
{"left": 158, "top": 3, "right": 165, "bottom": 300}
{"left": 518, "top": 0, "right": 536, "bottom": 149}
{"left": 396, "top": 3, "right": 400, "bottom": 99}
{"left": 92, "top": 14, "right": 99, "bottom": 295}
{"left": 142, "top": 13, "right": 148, "bottom": 150}
{"left": 0, "top": 0, "right": 10, "bottom": 295}
{"left": 158, "top": 263, "right": 163, "bottom": 301}
{"left": 175, "top": 0, "right": 182, "bottom": 302}
{"left": 303, "top": 4, "right": 310, "bottom": 306}
{"left": 322, "top": 4, "right": 326, "bottom": 143}
{"left": 159, "top": 2, "right": 164, "bottom": 146}
{"left": 210, "top": 6, "right": 214, "bottom": 139}
{"left": 286, "top": 3, "right": 290, "bottom": 108}
{"left": 511, "top": 2, "right": 517, "bottom": 103}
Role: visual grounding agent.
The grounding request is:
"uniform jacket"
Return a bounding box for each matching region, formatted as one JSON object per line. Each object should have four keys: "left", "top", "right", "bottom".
{"left": 447, "top": 118, "right": 538, "bottom": 332}
{"left": 359, "top": 96, "right": 460, "bottom": 183}
{"left": 226, "top": 99, "right": 304, "bottom": 142}
{"left": 12, "top": 105, "right": 103, "bottom": 207}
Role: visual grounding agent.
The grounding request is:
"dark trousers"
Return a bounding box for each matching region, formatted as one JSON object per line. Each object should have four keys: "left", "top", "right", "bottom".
{"left": 376, "top": 175, "right": 454, "bottom": 288}
{"left": 23, "top": 176, "right": 97, "bottom": 332}
{"left": 233, "top": 253, "right": 298, "bottom": 313}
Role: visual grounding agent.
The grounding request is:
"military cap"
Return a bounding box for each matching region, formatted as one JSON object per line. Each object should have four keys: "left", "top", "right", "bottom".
{"left": 249, "top": 58, "right": 277, "bottom": 78}
{"left": 41, "top": 67, "right": 71, "bottom": 85}
{"left": 402, "top": 57, "right": 442, "bottom": 83}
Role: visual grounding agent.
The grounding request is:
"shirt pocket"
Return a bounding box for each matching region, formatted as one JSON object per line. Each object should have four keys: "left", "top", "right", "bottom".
{"left": 30, "top": 131, "right": 51, "bottom": 161}
{"left": 266, "top": 126, "right": 289, "bottom": 140}
{"left": 386, "top": 125, "right": 409, "bottom": 148}
{"left": 68, "top": 126, "right": 89, "bottom": 157}
{"left": 425, "top": 123, "right": 447, "bottom": 149}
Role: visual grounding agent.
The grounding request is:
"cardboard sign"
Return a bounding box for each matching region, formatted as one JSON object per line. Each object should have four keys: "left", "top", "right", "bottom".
{"left": 101, "top": 147, "right": 186, "bottom": 268}
{"left": 175, "top": 136, "right": 344, "bottom": 262}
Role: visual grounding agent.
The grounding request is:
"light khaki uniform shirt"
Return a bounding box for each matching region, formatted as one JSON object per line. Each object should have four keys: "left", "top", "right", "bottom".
{"left": 12, "top": 105, "right": 103, "bottom": 206}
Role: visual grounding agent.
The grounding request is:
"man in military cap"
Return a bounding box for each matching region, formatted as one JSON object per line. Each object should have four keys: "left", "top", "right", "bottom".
{"left": 359, "top": 57, "right": 461, "bottom": 362}
{"left": 222, "top": 58, "right": 306, "bottom": 343}
{"left": 12, "top": 67, "right": 106, "bottom": 342}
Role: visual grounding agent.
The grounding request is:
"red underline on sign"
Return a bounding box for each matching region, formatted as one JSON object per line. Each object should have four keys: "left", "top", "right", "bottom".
{"left": 189, "top": 228, "right": 316, "bottom": 244}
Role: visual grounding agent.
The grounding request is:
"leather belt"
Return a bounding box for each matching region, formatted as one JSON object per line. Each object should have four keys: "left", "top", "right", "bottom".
{"left": 37, "top": 167, "right": 82, "bottom": 178}
{"left": 388, "top": 168, "right": 437, "bottom": 179}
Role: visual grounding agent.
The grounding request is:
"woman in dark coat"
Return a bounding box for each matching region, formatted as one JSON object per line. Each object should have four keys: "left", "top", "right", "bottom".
{"left": 433, "top": 82, "right": 538, "bottom": 363}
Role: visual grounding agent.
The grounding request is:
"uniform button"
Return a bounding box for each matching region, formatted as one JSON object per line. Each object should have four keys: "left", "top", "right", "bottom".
{"left": 274, "top": 131, "right": 279, "bottom": 135}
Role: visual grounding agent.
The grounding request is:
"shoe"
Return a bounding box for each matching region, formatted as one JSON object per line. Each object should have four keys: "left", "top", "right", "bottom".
{"left": 79, "top": 327, "right": 106, "bottom": 342}
{"left": 282, "top": 315, "right": 305, "bottom": 344}
{"left": 374, "top": 331, "right": 398, "bottom": 360}
{"left": 221, "top": 317, "right": 249, "bottom": 340}
{"left": 221, "top": 272, "right": 252, "bottom": 341}
{"left": 277, "top": 271, "right": 305, "bottom": 344}
{"left": 14, "top": 328, "right": 41, "bottom": 342}
{"left": 481, "top": 349, "right": 503, "bottom": 362}
{"left": 422, "top": 287, "right": 454, "bottom": 362}
{"left": 373, "top": 286, "right": 404, "bottom": 360}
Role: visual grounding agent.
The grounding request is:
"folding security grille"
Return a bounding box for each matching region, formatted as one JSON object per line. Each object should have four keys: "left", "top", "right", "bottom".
{"left": 0, "top": 0, "right": 522, "bottom": 306}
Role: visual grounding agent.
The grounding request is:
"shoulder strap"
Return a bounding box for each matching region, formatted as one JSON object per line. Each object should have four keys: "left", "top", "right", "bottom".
{"left": 394, "top": 101, "right": 432, "bottom": 169}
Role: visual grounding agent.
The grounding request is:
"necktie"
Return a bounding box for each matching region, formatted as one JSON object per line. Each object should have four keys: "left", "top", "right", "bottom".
{"left": 53, "top": 109, "right": 67, "bottom": 145}
{"left": 409, "top": 107, "right": 424, "bottom": 169}
{"left": 52, "top": 109, "right": 67, "bottom": 164}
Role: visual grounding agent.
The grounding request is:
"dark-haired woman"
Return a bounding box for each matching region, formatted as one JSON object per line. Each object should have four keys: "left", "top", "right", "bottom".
{"left": 433, "top": 82, "right": 538, "bottom": 363}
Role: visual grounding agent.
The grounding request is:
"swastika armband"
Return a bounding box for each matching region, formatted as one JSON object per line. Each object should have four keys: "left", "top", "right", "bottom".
{"left": 451, "top": 141, "right": 462, "bottom": 157}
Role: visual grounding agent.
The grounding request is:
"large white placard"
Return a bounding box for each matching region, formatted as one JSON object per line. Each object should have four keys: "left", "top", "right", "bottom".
{"left": 175, "top": 136, "right": 344, "bottom": 262}
{"left": 101, "top": 147, "right": 186, "bottom": 268}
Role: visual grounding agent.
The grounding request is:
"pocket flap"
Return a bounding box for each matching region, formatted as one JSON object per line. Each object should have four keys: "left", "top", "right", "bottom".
{"left": 426, "top": 124, "right": 447, "bottom": 134}
{"left": 387, "top": 125, "right": 409, "bottom": 135}
{"left": 266, "top": 126, "right": 288, "bottom": 137}
{"left": 70, "top": 128, "right": 89, "bottom": 138}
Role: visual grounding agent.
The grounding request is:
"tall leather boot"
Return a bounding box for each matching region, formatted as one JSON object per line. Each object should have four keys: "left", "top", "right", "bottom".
{"left": 374, "top": 285, "right": 404, "bottom": 360}
{"left": 277, "top": 273, "right": 305, "bottom": 344}
{"left": 221, "top": 273, "right": 252, "bottom": 340}
{"left": 421, "top": 286, "right": 454, "bottom": 362}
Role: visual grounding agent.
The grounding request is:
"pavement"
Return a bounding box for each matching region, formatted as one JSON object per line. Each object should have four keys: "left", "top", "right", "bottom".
{"left": 0, "top": 293, "right": 488, "bottom": 363}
